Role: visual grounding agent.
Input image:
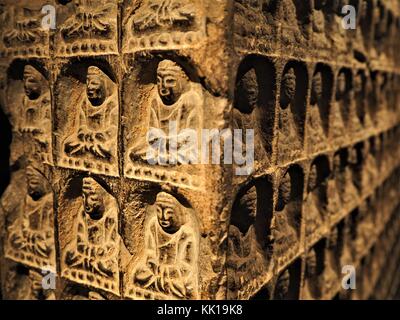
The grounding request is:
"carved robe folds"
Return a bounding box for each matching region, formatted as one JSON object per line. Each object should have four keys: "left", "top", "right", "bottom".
{"left": 126, "top": 192, "right": 199, "bottom": 300}
{"left": 5, "top": 167, "right": 55, "bottom": 270}
{"left": 131, "top": 87, "right": 202, "bottom": 164}
{"left": 304, "top": 191, "right": 324, "bottom": 241}
{"left": 272, "top": 210, "right": 298, "bottom": 267}
{"left": 19, "top": 65, "right": 52, "bottom": 164}
{"left": 62, "top": 178, "right": 120, "bottom": 295}
{"left": 61, "top": 66, "right": 118, "bottom": 176}
{"left": 132, "top": 217, "right": 197, "bottom": 299}
{"left": 125, "top": 59, "right": 205, "bottom": 189}
{"left": 277, "top": 108, "right": 302, "bottom": 163}
{"left": 63, "top": 94, "right": 118, "bottom": 160}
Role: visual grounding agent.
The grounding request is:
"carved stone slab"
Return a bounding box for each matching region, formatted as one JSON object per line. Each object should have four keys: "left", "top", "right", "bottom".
{"left": 4, "top": 164, "right": 56, "bottom": 270}
{"left": 124, "top": 192, "right": 200, "bottom": 300}
{"left": 55, "top": 62, "right": 119, "bottom": 176}
{"left": 122, "top": 0, "right": 207, "bottom": 53}
{"left": 123, "top": 58, "right": 210, "bottom": 190}
{"left": 55, "top": 0, "right": 118, "bottom": 57}
{"left": 6, "top": 61, "right": 53, "bottom": 165}
{"left": 59, "top": 176, "right": 121, "bottom": 295}
{"left": 0, "top": 2, "right": 50, "bottom": 58}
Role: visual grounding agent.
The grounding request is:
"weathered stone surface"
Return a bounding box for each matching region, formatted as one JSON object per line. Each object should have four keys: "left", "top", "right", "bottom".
{"left": 1, "top": 0, "right": 400, "bottom": 300}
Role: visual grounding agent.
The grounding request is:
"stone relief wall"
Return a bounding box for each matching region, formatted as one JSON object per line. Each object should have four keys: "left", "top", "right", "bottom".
{"left": 229, "top": 0, "right": 400, "bottom": 300}
{"left": 0, "top": 0, "right": 400, "bottom": 300}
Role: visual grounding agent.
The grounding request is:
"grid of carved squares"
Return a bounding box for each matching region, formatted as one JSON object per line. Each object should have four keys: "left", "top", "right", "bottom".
{"left": 370, "top": 216, "right": 400, "bottom": 300}
{"left": 234, "top": 56, "right": 400, "bottom": 170}
{"left": 5, "top": 54, "right": 400, "bottom": 299}
{"left": 227, "top": 122, "right": 400, "bottom": 299}
{"left": 246, "top": 157, "right": 400, "bottom": 300}
{"left": 2, "top": 0, "right": 400, "bottom": 62}
{"left": 234, "top": 0, "right": 400, "bottom": 66}
{"left": 5, "top": 57, "right": 205, "bottom": 183}
{"left": 0, "top": 0, "right": 206, "bottom": 58}
{"left": 2, "top": 0, "right": 400, "bottom": 301}
{"left": 10, "top": 57, "right": 400, "bottom": 178}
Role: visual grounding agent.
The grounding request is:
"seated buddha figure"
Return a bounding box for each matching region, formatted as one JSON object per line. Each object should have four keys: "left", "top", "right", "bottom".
{"left": 308, "top": 70, "right": 328, "bottom": 151}
{"left": 327, "top": 152, "right": 342, "bottom": 218}
{"left": 64, "top": 177, "right": 119, "bottom": 279}
{"left": 362, "top": 140, "right": 378, "bottom": 191}
{"left": 331, "top": 71, "right": 348, "bottom": 142}
{"left": 312, "top": 0, "right": 328, "bottom": 47}
{"left": 129, "top": 59, "right": 202, "bottom": 165}
{"left": 63, "top": 66, "right": 118, "bottom": 161}
{"left": 131, "top": 192, "right": 199, "bottom": 299}
{"left": 272, "top": 171, "right": 298, "bottom": 263}
{"left": 304, "top": 162, "right": 326, "bottom": 238}
{"left": 7, "top": 165, "right": 54, "bottom": 263}
{"left": 277, "top": 67, "right": 303, "bottom": 163}
{"left": 20, "top": 65, "right": 51, "bottom": 155}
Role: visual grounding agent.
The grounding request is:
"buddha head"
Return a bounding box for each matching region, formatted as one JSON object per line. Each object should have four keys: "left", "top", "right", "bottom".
{"left": 26, "top": 166, "right": 48, "bottom": 201}
{"left": 82, "top": 177, "right": 105, "bottom": 220}
{"left": 276, "top": 171, "right": 291, "bottom": 211}
{"left": 336, "top": 71, "right": 347, "bottom": 100}
{"left": 23, "top": 65, "right": 43, "bottom": 100}
{"left": 311, "top": 71, "right": 323, "bottom": 106}
{"left": 274, "top": 269, "right": 290, "bottom": 299}
{"left": 157, "top": 60, "right": 189, "bottom": 106}
{"left": 308, "top": 163, "right": 319, "bottom": 193}
{"left": 280, "top": 68, "right": 296, "bottom": 109}
{"left": 86, "top": 66, "right": 108, "bottom": 106}
{"left": 155, "top": 192, "right": 183, "bottom": 234}
{"left": 235, "top": 68, "right": 259, "bottom": 114}
{"left": 306, "top": 249, "right": 318, "bottom": 278}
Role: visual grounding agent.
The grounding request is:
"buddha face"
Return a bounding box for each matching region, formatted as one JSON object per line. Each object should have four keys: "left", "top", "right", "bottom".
{"left": 86, "top": 72, "right": 107, "bottom": 106}
{"left": 306, "top": 249, "right": 317, "bottom": 277}
{"left": 235, "top": 68, "right": 258, "bottom": 114}
{"left": 26, "top": 166, "right": 46, "bottom": 201}
{"left": 276, "top": 172, "right": 291, "bottom": 211}
{"left": 156, "top": 201, "right": 181, "bottom": 234}
{"left": 329, "top": 228, "right": 339, "bottom": 248}
{"left": 280, "top": 68, "right": 296, "bottom": 109}
{"left": 333, "top": 153, "right": 341, "bottom": 174}
{"left": 354, "top": 73, "right": 363, "bottom": 94}
{"left": 348, "top": 147, "right": 358, "bottom": 165}
{"left": 336, "top": 73, "right": 347, "bottom": 100}
{"left": 23, "top": 66, "right": 42, "bottom": 100}
{"left": 311, "top": 72, "right": 323, "bottom": 105}
{"left": 82, "top": 179, "right": 104, "bottom": 220}
{"left": 157, "top": 61, "right": 188, "bottom": 106}
{"left": 308, "top": 164, "right": 318, "bottom": 192}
